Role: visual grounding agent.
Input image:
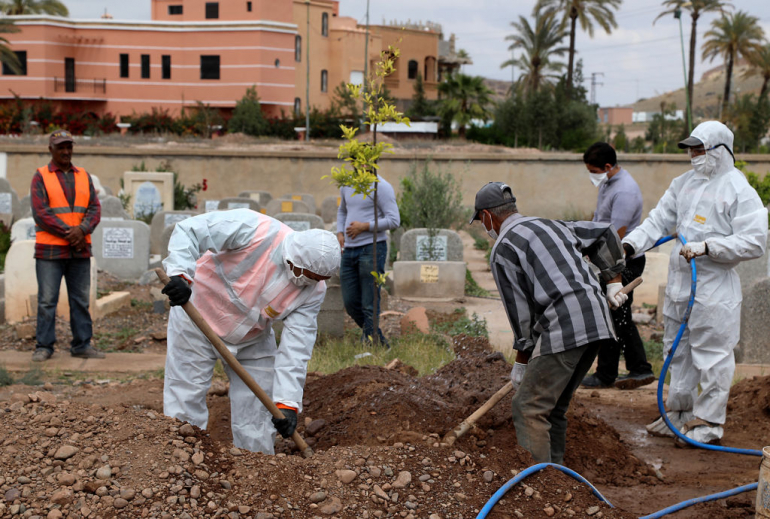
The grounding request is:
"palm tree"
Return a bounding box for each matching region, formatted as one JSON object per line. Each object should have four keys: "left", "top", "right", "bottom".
{"left": 0, "top": 18, "right": 21, "bottom": 75}
{"left": 0, "top": 0, "right": 69, "bottom": 16}
{"left": 654, "top": 0, "right": 731, "bottom": 125}
{"left": 438, "top": 73, "right": 493, "bottom": 138}
{"left": 744, "top": 43, "right": 770, "bottom": 102}
{"left": 535, "top": 0, "right": 622, "bottom": 99}
{"left": 501, "top": 13, "right": 569, "bottom": 95}
{"left": 702, "top": 10, "right": 765, "bottom": 118}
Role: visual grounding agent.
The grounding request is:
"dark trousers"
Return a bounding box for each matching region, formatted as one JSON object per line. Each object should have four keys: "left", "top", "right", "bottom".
{"left": 340, "top": 241, "right": 387, "bottom": 341}
{"left": 511, "top": 339, "right": 610, "bottom": 464}
{"left": 35, "top": 258, "right": 93, "bottom": 354}
{"left": 595, "top": 255, "right": 652, "bottom": 384}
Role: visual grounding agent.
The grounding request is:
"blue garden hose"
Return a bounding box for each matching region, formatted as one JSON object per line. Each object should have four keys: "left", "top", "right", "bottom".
{"left": 476, "top": 234, "right": 761, "bottom": 518}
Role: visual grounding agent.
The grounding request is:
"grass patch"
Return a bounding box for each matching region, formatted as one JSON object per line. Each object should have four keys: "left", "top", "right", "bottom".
{"left": 0, "top": 365, "right": 13, "bottom": 386}
{"left": 465, "top": 269, "right": 490, "bottom": 298}
{"left": 131, "top": 298, "right": 153, "bottom": 310}
{"left": 308, "top": 331, "right": 455, "bottom": 376}
{"left": 468, "top": 227, "right": 491, "bottom": 251}
{"left": 432, "top": 308, "right": 489, "bottom": 338}
{"left": 94, "top": 326, "right": 141, "bottom": 352}
{"left": 18, "top": 366, "right": 44, "bottom": 386}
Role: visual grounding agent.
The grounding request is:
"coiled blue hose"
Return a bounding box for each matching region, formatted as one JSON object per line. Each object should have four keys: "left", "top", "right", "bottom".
{"left": 476, "top": 234, "right": 761, "bottom": 518}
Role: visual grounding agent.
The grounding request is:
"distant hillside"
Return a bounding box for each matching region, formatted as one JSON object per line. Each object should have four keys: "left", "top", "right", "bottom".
{"left": 631, "top": 61, "right": 764, "bottom": 117}
{"left": 483, "top": 78, "right": 513, "bottom": 104}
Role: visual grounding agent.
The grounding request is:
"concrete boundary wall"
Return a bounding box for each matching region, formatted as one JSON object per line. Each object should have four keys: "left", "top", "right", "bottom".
{"left": 3, "top": 144, "right": 770, "bottom": 220}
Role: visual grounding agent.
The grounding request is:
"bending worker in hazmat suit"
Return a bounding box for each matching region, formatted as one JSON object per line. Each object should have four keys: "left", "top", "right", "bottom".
{"left": 160, "top": 209, "right": 341, "bottom": 454}
{"left": 622, "top": 121, "right": 767, "bottom": 444}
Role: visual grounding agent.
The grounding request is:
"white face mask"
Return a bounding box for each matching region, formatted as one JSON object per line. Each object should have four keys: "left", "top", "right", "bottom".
{"left": 690, "top": 153, "right": 708, "bottom": 175}
{"left": 482, "top": 213, "right": 498, "bottom": 240}
{"left": 287, "top": 262, "right": 316, "bottom": 287}
{"left": 589, "top": 172, "right": 608, "bottom": 187}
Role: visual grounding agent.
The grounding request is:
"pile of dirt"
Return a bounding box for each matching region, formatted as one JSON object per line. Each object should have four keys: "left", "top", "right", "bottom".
{"left": 726, "top": 374, "right": 770, "bottom": 447}
{"left": 0, "top": 387, "right": 638, "bottom": 518}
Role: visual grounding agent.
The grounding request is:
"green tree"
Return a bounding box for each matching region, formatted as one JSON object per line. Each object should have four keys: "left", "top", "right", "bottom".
{"left": 645, "top": 102, "right": 686, "bottom": 153}
{"left": 502, "top": 12, "right": 569, "bottom": 95}
{"left": 0, "top": 18, "right": 20, "bottom": 75}
{"left": 406, "top": 72, "right": 435, "bottom": 119}
{"left": 330, "top": 81, "right": 359, "bottom": 121}
{"left": 745, "top": 43, "right": 770, "bottom": 101}
{"left": 438, "top": 73, "right": 493, "bottom": 138}
{"left": 728, "top": 94, "right": 770, "bottom": 153}
{"left": 655, "top": 0, "right": 732, "bottom": 123}
{"left": 398, "top": 161, "right": 464, "bottom": 231}
{"left": 0, "top": 0, "right": 68, "bottom": 15}
{"left": 613, "top": 124, "right": 628, "bottom": 152}
{"left": 702, "top": 10, "right": 765, "bottom": 118}
{"left": 630, "top": 136, "right": 646, "bottom": 153}
{"left": 228, "top": 86, "right": 268, "bottom": 137}
{"left": 535, "top": 0, "right": 622, "bottom": 99}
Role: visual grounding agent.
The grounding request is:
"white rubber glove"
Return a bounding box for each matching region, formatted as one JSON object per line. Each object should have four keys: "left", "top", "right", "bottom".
{"left": 510, "top": 362, "right": 527, "bottom": 391}
{"left": 679, "top": 242, "right": 707, "bottom": 261}
{"left": 606, "top": 282, "right": 628, "bottom": 310}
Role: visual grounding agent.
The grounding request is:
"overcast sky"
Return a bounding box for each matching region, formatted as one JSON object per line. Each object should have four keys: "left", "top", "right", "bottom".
{"left": 65, "top": 0, "right": 770, "bottom": 107}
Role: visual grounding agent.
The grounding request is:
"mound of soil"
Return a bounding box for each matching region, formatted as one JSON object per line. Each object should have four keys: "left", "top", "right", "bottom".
{"left": 726, "top": 374, "right": 770, "bottom": 447}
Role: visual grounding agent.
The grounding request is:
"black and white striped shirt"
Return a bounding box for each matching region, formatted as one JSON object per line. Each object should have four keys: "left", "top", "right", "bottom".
{"left": 491, "top": 214, "right": 624, "bottom": 359}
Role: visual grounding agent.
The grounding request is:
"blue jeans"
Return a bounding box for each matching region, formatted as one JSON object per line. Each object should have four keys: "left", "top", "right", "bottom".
{"left": 340, "top": 241, "right": 387, "bottom": 342}
{"left": 36, "top": 258, "right": 93, "bottom": 354}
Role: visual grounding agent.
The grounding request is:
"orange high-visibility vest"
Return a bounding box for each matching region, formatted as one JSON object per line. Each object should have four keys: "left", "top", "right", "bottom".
{"left": 35, "top": 165, "right": 92, "bottom": 246}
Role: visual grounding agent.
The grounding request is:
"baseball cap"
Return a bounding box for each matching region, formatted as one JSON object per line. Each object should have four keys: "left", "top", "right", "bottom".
{"left": 49, "top": 130, "right": 74, "bottom": 146}
{"left": 677, "top": 135, "right": 703, "bottom": 149}
{"left": 469, "top": 182, "right": 516, "bottom": 224}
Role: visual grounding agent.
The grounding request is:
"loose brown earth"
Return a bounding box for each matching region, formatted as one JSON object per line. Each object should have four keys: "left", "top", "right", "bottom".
{"left": 0, "top": 286, "right": 766, "bottom": 518}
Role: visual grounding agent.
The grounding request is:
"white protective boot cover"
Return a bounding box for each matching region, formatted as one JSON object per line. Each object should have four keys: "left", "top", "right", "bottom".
{"left": 646, "top": 411, "right": 694, "bottom": 437}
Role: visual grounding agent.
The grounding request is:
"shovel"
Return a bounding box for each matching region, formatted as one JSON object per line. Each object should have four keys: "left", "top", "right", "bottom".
{"left": 156, "top": 268, "right": 314, "bottom": 458}
{"left": 442, "top": 277, "right": 645, "bottom": 446}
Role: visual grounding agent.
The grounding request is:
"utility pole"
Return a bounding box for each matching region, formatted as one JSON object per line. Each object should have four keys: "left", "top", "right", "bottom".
{"left": 590, "top": 72, "right": 604, "bottom": 105}
{"left": 674, "top": 7, "right": 692, "bottom": 133}
{"left": 361, "top": 0, "right": 370, "bottom": 131}
{"left": 510, "top": 48, "right": 515, "bottom": 86}
{"left": 305, "top": 0, "right": 311, "bottom": 141}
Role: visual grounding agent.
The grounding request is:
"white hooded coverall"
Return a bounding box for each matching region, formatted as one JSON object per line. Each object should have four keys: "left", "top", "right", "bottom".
{"left": 162, "top": 209, "right": 340, "bottom": 454}
{"left": 624, "top": 121, "right": 768, "bottom": 442}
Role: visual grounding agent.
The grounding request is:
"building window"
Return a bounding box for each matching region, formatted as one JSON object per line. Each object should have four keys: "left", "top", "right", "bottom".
{"left": 246, "top": 1, "right": 252, "bottom": 11}
{"left": 168, "top": 5, "right": 183, "bottom": 15}
{"left": 119, "top": 53, "right": 129, "bottom": 78}
{"left": 294, "top": 98, "right": 301, "bottom": 116}
{"left": 64, "top": 57, "right": 75, "bottom": 92}
{"left": 2, "top": 50, "right": 27, "bottom": 76}
{"left": 321, "top": 69, "right": 328, "bottom": 93}
{"left": 321, "top": 12, "right": 328, "bottom": 37}
{"left": 141, "top": 54, "right": 150, "bottom": 79}
{"left": 201, "top": 55, "right": 220, "bottom": 80}
{"left": 205, "top": 2, "right": 219, "bottom": 19}
{"left": 162, "top": 55, "right": 171, "bottom": 79}
{"left": 295, "top": 35, "right": 301, "bottom": 62}
{"left": 408, "top": 60, "right": 418, "bottom": 80}
{"left": 274, "top": 59, "right": 280, "bottom": 68}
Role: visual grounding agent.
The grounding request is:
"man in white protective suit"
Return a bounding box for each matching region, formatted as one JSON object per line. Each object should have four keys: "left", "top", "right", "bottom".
{"left": 160, "top": 209, "right": 341, "bottom": 454}
{"left": 622, "top": 121, "right": 767, "bottom": 445}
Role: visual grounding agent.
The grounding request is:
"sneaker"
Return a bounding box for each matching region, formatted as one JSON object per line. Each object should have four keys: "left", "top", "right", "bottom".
{"left": 581, "top": 374, "right": 613, "bottom": 389}
{"left": 614, "top": 372, "right": 656, "bottom": 390}
{"left": 71, "top": 346, "right": 105, "bottom": 359}
{"left": 32, "top": 348, "right": 53, "bottom": 362}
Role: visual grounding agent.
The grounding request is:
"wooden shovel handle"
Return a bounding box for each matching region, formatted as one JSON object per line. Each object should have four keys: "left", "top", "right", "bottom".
{"left": 442, "top": 382, "right": 513, "bottom": 446}
{"left": 156, "top": 268, "right": 313, "bottom": 458}
{"left": 620, "top": 277, "right": 643, "bottom": 295}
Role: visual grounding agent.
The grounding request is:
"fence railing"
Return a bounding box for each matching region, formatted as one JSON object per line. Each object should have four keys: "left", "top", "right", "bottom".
{"left": 53, "top": 77, "right": 107, "bottom": 94}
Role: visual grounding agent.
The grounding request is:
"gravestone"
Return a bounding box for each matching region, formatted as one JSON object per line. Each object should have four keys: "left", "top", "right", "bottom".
{"left": 100, "top": 195, "right": 129, "bottom": 220}
{"left": 91, "top": 174, "right": 106, "bottom": 199}
{"left": 737, "top": 277, "right": 770, "bottom": 364}
{"left": 321, "top": 195, "right": 341, "bottom": 224}
{"left": 217, "top": 198, "right": 261, "bottom": 212}
{"left": 203, "top": 200, "right": 220, "bottom": 213}
{"left": 19, "top": 195, "right": 31, "bottom": 219}
{"left": 392, "top": 261, "right": 466, "bottom": 299}
{"left": 239, "top": 191, "right": 273, "bottom": 208}
{"left": 265, "top": 199, "right": 311, "bottom": 217}
{"left": 281, "top": 193, "right": 317, "bottom": 213}
{"left": 150, "top": 211, "right": 197, "bottom": 255}
{"left": 10, "top": 217, "right": 37, "bottom": 242}
{"left": 92, "top": 220, "right": 151, "bottom": 280}
{"left": 122, "top": 172, "right": 175, "bottom": 219}
{"left": 0, "top": 177, "right": 22, "bottom": 224}
{"left": 734, "top": 233, "right": 770, "bottom": 295}
{"left": 161, "top": 223, "right": 177, "bottom": 259}
{"left": 400, "top": 229, "right": 463, "bottom": 262}
{"left": 5, "top": 240, "right": 97, "bottom": 323}
{"left": 274, "top": 213, "right": 325, "bottom": 232}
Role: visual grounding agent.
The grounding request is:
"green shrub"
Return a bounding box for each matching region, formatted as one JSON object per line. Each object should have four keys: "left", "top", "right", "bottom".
{"left": 398, "top": 160, "right": 465, "bottom": 231}
{"left": 228, "top": 86, "right": 269, "bottom": 137}
{"left": 0, "top": 366, "right": 13, "bottom": 387}
{"left": 0, "top": 222, "right": 11, "bottom": 272}
{"left": 465, "top": 269, "right": 490, "bottom": 298}
{"left": 433, "top": 309, "right": 489, "bottom": 338}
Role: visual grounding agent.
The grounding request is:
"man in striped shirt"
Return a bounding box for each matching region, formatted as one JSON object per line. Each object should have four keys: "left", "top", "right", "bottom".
{"left": 471, "top": 182, "right": 626, "bottom": 464}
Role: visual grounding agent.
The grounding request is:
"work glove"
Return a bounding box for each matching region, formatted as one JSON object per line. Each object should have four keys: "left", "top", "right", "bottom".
{"left": 622, "top": 243, "right": 635, "bottom": 258}
{"left": 271, "top": 408, "right": 298, "bottom": 438}
{"left": 510, "top": 362, "right": 527, "bottom": 391}
{"left": 161, "top": 276, "right": 192, "bottom": 307}
{"left": 606, "top": 282, "right": 628, "bottom": 310}
{"left": 679, "top": 242, "right": 707, "bottom": 261}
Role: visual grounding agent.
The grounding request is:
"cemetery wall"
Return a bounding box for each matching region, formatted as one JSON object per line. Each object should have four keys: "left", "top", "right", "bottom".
{"left": 4, "top": 145, "right": 770, "bottom": 220}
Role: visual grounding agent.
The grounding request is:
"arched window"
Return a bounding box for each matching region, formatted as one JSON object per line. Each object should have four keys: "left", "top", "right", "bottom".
{"left": 408, "top": 60, "right": 418, "bottom": 80}
{"left": 321, "top": 70, "right": 328, "bottom": 93}
{"left": 321, "top": 12, "right": 329, "bottom": 37}
{"left": 295, "top": 35, "right": 301, "bottom": 62}
{"left": 294, "top": 98, "right": 301, "bottom": 115}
